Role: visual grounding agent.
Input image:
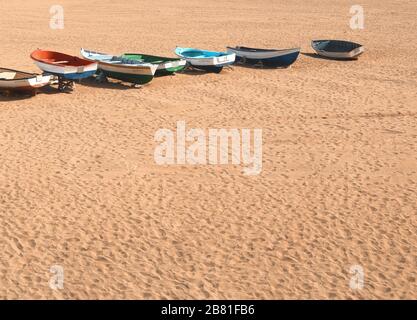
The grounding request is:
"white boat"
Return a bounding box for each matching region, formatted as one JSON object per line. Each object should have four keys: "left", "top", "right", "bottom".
{"left": 0, "top": 68, "right": 51, "bottom": 93}
{"left": 311, "top": 40, "right": 364, "bottom": 59}
{"left": 81, "top": 48, "right": 158, "bottom": 85}
{"left": 175, "top": 47, "right": 236, "bottom": 73}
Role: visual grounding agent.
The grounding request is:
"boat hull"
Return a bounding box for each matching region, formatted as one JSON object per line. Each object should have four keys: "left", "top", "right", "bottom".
{"left": 312, "top": 49, "right": 364, "bottom": 59}
{"left": 183, "top": 55, "right": 235, "bottom": 69}
{"left": 96, "top": 63, "right": 157, "bottom": 85}
{"left": 33, "top": 61, "right": 97, "bottom": 80}
{"left": 227, "top": 47, "right": 300, "bottom": 68}
{"left": 0, "top": 77, "right": 51, "bottom": 90}
{"left": 99, "top": 70, "right": 154, "bottom": 85}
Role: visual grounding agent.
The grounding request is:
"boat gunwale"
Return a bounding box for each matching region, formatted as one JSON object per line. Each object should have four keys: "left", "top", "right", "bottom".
{"left": 30, "top": 49, "right": 96, "bottom": 68}
{"left": 95, "top": 60, "right": 157, "bottom": 71}
{"left": 0, "top": 68, "right": 41, "bottom": 82}
{"left": 123, "top": 53, "right": 184, "bottom": 63}
{"left": 175, "top": 47, "right": 234, "bottom": 60}
{"left": 226, "top": 46, "right": 301, "bottom": 54}
{"left": 81, "top": 49, "right": 157, "bottom": 72}
{"left": 311, "top": 40, "right": 363, "bottom": 54}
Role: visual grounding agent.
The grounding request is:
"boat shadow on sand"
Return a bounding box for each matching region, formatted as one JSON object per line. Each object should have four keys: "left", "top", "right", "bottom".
{"left": 232, "top": 63, "right": 293, "bottom": 70}
{"left": 0, "top": 93, "right": 35, "bottom": 101}
{"left": 0, "top": 86, "right": 63, "bottom": 101}
{"left": 78, "top": 77, "right": 140, "bottom": 90}
{"left": 301, "top": 52, "right": 358, "bottom": 61}
{"left": 177, "top": 66, "right": 235, "bottom": 76}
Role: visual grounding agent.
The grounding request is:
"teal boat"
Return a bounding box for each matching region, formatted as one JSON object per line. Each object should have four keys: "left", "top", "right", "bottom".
{"left": 122, "top": 53, "right": 187, "bottom": 76}
{"left": 174, "top": 47, "right": 236, "bottom": 73}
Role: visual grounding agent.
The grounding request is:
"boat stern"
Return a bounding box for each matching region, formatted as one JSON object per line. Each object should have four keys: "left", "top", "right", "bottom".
{"left": 349, "top": 46, "right": 365, "bottom": 58}
{"left": 163, "top": 59, "right": 187, "bottom": 68}
{"left": 28, "top": 74, "right": 52, "bottom": 87}
{"left": 148, "top": 63, "right": 159, "bottom": 75}
{"left": 213, "top": 53, "right": 236, "bottom": 66}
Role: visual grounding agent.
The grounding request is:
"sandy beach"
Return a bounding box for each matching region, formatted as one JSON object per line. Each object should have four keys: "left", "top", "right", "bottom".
{"left": 0, "top": 0, "right": 416, "bottom": 299}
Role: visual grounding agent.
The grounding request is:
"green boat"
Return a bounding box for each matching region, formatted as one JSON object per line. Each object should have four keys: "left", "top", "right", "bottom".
{"left": 81, "top": 49, "right": 158, "bottom": 85}
{"left": 122, "top": 53, "right": 187, "bottom": 76}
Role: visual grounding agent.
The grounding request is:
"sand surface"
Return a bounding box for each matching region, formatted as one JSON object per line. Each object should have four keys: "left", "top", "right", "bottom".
{"left": 0, "top": 0, "right": 416, "bottom": 299}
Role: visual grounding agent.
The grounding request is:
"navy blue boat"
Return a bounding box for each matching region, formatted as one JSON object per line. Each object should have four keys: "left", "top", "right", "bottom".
{"left": 226, "top": 46, "right": 300, "bottom": 68}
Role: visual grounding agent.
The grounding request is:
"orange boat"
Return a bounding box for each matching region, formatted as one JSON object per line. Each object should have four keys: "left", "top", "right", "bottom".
{"left": 30, "top": 49, "right": 98, "bottom": 80}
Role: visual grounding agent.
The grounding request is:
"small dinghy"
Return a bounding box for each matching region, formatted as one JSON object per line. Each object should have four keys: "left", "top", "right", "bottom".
{"left": 122, "top": 53, "right": 187, "bottom": 76}
{"left": 0, "top": 68, "right": 51, "bottom": 94}
{"left": 175, "top": 47, "right": 235, "bottom": 73}
{"left": 30, "top": 49, "right": 98, "bottom": 79}
{"left": 81, "top": 49, "right": 158, "bottom": 85}
{"left": 311, "top": 40, "right": 364, "bottom": 59}
{"left": 226, "top": 46, "right": 300, "bottom": 68}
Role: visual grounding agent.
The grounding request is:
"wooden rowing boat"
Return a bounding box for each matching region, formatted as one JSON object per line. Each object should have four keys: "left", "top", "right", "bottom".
{"left": 0, "top": 68, "right": 51, "bottom": 94}
{"left": 81, "top": 49, "right": 158, "bottom": 85}
{"left": 311, "top": 40, "right": 364, "bottom": 59}
{"left": 30, "top": 49, "right": 98, "bottom": 79}
{"left": 226, "top": 46, "right": 300, "bottom": 68}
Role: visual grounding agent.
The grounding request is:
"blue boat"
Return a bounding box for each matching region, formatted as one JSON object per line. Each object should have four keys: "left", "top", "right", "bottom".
{"left": 226, "top": 46, "right": 300, "bottom": 68}
{"left": 175, "top": 47, "right": 236, "bottom": 73}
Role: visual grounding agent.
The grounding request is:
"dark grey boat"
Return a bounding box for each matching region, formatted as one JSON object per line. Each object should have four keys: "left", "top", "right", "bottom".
{"left": 311, "top": 40, "right": 364, "bottom": 59}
